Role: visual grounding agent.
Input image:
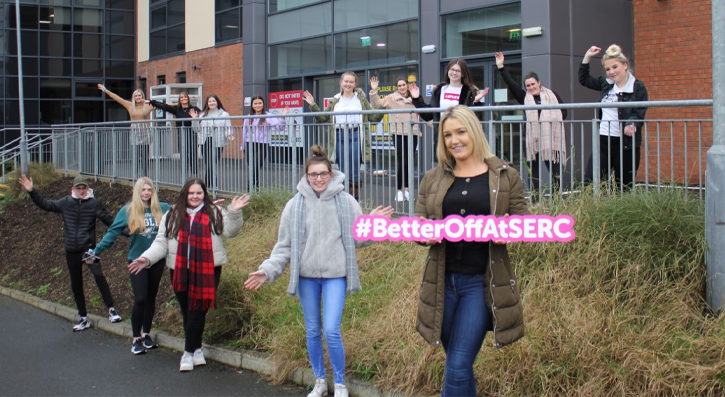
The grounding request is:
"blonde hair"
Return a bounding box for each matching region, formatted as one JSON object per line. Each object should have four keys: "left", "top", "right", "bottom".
{"left": 601, "top": 44, "right": 629, "bottom": 66}
{"left": 339, "top": 71, "right": 358, "bottom": 94}
{"left": 437, "top": 105, "right": 492, "bottom": 171}
{"left": 127, "top": 177, "right": 164, "bottom": 235}
{"left": 132, "top": 89, "right": 146, "bottom": 110}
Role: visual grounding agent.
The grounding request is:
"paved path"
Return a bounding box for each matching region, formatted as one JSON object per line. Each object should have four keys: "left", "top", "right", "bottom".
{"left": 0, "top": 295, "right": 306, "bottom": 396}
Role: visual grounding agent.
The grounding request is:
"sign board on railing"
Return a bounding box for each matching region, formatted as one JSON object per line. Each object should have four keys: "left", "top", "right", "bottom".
{"left": 268, "top": 90, "right": 304, "bottom": 148}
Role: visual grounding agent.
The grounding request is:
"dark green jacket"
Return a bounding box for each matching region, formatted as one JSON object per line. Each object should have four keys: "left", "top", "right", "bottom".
{"left": 414, "top": 156, "right": 529, "bottom": 348}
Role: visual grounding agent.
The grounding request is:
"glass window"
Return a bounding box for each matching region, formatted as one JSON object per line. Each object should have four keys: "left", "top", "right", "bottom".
{"left": 269, "top": 0, "right": 323, "bottom": 13}
{"left": 74, "top": 59, "right": 103, "bottom": 77}
{"left": 105, "top": 10, "right": 133, "bottom": 35}
{"left": 74, "top": 34, "right": 102, "bottom": 58}
{"left": 269, "top": 36, "right": 332, "bottom": 78}
{"left": 7, "top": 5, "right": 37, "bottom": 29}
{"left": 39, "top": 7, "right": 72, "bottom": 31}
{"left": 74, "top": 0, "right": 102, "bottom": 6}
{"left": 74, "top": 100, "right": 103, "bottom": 123}
{"left": 73, "top": 9, "right": 102, "bottom": 33}
{"left": 41, "top": 32, "right": 71, "bottom": 57}
{"left": 268, "top": 2, "right": 331, "bottom": 44}
{"left": 41, "top": 78, "right": 71, "bottom": 98}
{"left": 7, "top": 31, "right": 39, "bottom": 56}
{"left": 40, "top": 58, "right": 72, "bottom": 76}
{"left": 150, "top": 1, "right": 185, "bottom": 58}
{"left": 105, "top": 60, "right": 134, "bottom": 78}
{"left": 40, "top": 0, "right": 72, "bottom": 5}
{"left": 104, "top": 80, "right": 134, "bottom": 99}
{"left": 269, "top": 78, "right": 303, "bottom": 93}
{"left": 333, "top": 0, "right": 417, "bottom": 31}
{"left": 107, "top": 0, "right": 134, "bottom": 10}
{"left": 40, "top": 100, "right": 73, "bottom": 125}
{"left": 442, "top": 3, "right": 521, "bottom": 58}
{"left": 215, "top": 5, "right": 242, "bottom": 44}
{"left": 6, "top": 78, "right": 39, "bottom": 98}
{"left": 105, "top": 35, "right": 134, "bottom": 59}
{"left": 6, "top": 100, "right": 19, "bottom": 125}
{"left": 75, "top": 81, "right": 99, "bottom": 97}
{"left": 6, "top": 57, "right": 39, "bottom": 76}
{"left": 167, "top": 24, "right": 185, "bottom": 54}
{"left": 335, "top": 20, "right": 418, "bottom": 70}
{"left": 176, "top": 72, "right": 186, "bottom": 83}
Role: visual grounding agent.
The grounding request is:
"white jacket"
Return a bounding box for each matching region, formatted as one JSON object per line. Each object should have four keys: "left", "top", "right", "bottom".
{"left": 140, "top": 205, "right": 244, "bottom": 269}
{"left": 193, "top": 109, "right": 233, "bottom": 147}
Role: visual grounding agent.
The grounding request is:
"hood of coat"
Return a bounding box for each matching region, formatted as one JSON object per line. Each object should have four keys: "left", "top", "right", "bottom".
{"left": 296, "top": 169, "right": 345, "bottom": 200}
{"left": 71, "top": 188, "right": 95, "bottom": 200}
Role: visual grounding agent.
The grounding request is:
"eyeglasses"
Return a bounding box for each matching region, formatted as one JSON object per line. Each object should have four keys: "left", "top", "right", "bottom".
{"left": 449, "top": 68, "right": 462, "bottom": 74}
{"left": 307, "top": 172, "right": 331, "bottom": 180}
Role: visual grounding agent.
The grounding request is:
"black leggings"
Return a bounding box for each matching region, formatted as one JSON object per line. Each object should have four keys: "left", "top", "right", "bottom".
{"left": 247, "top": 142, "right": 269, "bottom": 190}
{"left": 201, "top": 139, "right": 224, "bottom": 188}
{"left": 169, "top": 266, "right": 222, "bottom": 352}
{"left": 129, "top": 260, "right": 166, "bottom": 338}
{"left": 66, "top": 250, "right": 115, "bottom": 317}
{"left": 135, "top": 144, "right": 150, "bottom": 177}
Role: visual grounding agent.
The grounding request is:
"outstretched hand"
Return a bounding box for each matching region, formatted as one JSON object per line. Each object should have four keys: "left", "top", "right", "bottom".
{"left": 97, "top": 83, "right": 106, "bottom": 93}
{"left": 584, "top": 46, "right": 601, "bottom": 62}
{"left": 229, "top": 194, "right": 251, "bottom": 211}
{"left": 128, "top": 257, "right": 148, "bottom": 275}
{"left": 18, "top": 174, "right": 33, "bottom": 192}
{"left": 369, "top": 205, "right": 394, "bottom": 218}
{"left": 189, "top": 108, "right": 198, "bottom": 118}
{"left": 302, "top": 90, "right": 316, "bottom": 106}
{"left": 370, "top": 76, "right": 379, "bottom": 91}
{"left": 244, "top": 270, "right": 268, "bottom": 290}
{"left": 409, "top": 83, "right": 420, "bottom": 99}
{"left": 495, "top": 52, "right": 505, "bottom": 69}
{"left": 475, "top": 87, "right": 490, "bottom": 103}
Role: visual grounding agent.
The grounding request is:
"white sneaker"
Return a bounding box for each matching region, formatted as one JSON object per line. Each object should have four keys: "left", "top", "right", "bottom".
{"left": 334, "top": 384, "right": 348, "bottom": 397}
{"left": 193, "top": 348, "right": 206, "bottom": 366}
{"left": 404, "top": 190, "right": 410, "bottom": 201}
{"left": 307, "top": 378, "right": 328, "bottom": 397}
{"left": 179, "top": 352, "right": 194, "bottom": 372}
{"left": 395, "top": 190, "right": 404, "bottom": 202}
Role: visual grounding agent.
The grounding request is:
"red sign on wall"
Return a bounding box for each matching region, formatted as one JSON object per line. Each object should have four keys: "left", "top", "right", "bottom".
{"left": 268, "top": 90, "right": 303, "bottom": 109}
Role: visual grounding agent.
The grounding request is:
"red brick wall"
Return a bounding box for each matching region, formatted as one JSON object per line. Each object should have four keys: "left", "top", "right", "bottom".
{"left": 137, "top": 44, "right": 245, "bottom": 159}
{"left": 633, "top": 0, "right": 712, "bottom": 185}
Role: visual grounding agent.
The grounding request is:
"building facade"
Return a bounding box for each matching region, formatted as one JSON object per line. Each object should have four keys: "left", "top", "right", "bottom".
{"left": 0, "top": 0, "right": 136, "bottom": 145}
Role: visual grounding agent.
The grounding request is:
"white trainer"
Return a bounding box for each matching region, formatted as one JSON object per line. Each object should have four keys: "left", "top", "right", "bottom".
{"left": 307, "top": 378, "right": 328, "bottom": 397}
{"left": 193, "top": 348, "right": 206, "bottom": 366}
{"left": 179, "top": 352, "right": 194, "bottom": 372}
{"left": 395, "top": 190, "right": 404, "bottom": 202}
{"left": 404, "top": 190, "right": 410, "bottom": 201}
{"left": 334, "top": 383, "right": 348, "bottom": 397}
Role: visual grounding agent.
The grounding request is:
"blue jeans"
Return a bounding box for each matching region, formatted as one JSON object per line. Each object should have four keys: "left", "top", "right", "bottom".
{"left": 440, "top": 271, "right": 490, "bottom": 397}
{"left": 298, "top": 277, "right": 347, "bottom": 384}
{"left": 336, "top": 128, "right": 360, "bottom": 182}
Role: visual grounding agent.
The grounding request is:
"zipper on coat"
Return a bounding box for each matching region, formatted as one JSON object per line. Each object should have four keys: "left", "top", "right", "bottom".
{"left": 489, "top": 165, "right": 503, "bottom": 348}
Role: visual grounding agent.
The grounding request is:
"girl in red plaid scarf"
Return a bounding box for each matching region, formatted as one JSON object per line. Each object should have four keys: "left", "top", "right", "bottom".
{"left": 130, "top": 178, "right": 250, "bottom": 372}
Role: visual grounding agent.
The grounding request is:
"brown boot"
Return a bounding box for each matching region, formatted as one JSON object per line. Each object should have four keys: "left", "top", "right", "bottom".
{"left": 350, "top": 181, "right": 360, "bottom": 201}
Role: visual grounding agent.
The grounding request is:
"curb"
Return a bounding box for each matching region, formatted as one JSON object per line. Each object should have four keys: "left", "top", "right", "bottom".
{"left": 0, "top": 286, "right": 414, "bottom": 397}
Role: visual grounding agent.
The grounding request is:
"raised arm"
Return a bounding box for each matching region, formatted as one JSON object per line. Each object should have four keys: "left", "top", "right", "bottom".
{"left": 19, "top": 174, "right": 62, "bottom": 213}
{"left": 98, "top": 84, "right": 133, "bottom": 114}
{"left": 303, "top": 90, "right": 331, "bottom": 123}
{"left": 495, "top": 52, "right": 526, "bottom": 104}
{"left": 578, "top": 46, "right": 605, "bottom": 91}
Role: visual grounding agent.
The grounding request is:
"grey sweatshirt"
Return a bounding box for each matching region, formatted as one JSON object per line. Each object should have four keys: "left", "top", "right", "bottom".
{"left": 259, "top": 171, "right": 369, "bottom": 283}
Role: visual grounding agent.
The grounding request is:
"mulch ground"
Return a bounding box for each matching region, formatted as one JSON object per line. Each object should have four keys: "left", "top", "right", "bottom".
{"left": 0, "top": 177, "right": 183, "bottom": 334}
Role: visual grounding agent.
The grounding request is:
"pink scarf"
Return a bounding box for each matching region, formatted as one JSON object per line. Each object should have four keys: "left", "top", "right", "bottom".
{"left": 524, "top": 86, "right": 566, "bottom": 163}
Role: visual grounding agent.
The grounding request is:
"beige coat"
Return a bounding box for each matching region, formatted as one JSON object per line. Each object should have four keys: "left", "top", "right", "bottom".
{"left": 415, "top": 156, "right": 529, "bottom": 349}
{"left": 369, "top": 90, "right": 421, "bottom": 136}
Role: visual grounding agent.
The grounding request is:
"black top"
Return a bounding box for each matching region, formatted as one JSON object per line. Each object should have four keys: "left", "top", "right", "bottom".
{"left": 442, "top": 172, "right": 490, "bottom": 274}
{"left": 149, "top": 100, "right": 201, "bottom": 128}
{"left": 28, "top": 189, "right": 113, "bottom": 252}
{"left": 497, "top": 66, "right": 568, "bottom": 120}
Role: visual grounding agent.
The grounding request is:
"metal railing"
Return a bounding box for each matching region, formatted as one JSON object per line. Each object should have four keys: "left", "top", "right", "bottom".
{"left": 0, "top": 99, "right": 712, "bottom": 213}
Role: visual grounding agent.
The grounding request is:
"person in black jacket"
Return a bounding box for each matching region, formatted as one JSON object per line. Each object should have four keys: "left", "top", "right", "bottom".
{"left": 410, "top": 58, "right": 489, "bottom": 161}
{"left": 579, "top": 44, "right": 648, "bottom": 191}
{"left": 495, "top": 52, "right": 568, "bottom": 196}
{"left": 149, "top": 92, "right": 202, "bottom": 176}
{"left": 18, "top": 174, "right": 121, "bottom": 331}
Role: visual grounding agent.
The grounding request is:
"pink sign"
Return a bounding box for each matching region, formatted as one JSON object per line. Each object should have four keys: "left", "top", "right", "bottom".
{"left": 268, "top": 90, "right": 303, "bottom": 109}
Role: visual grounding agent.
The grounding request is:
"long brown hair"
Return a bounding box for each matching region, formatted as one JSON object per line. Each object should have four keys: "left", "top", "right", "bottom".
{"left": 443, "top": 58, "right": 479, "bottom": 92}
{"left": 248, "top": 95, "right": 268, "bottom": 126}
{"left": 164, "top": 178, "right": 224, "bottom": 238}
{"left": 305, "top": 145, "right": 332, "bottom": 174}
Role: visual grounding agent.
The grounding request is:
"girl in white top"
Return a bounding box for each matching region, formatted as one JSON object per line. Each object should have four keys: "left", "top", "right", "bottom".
{"left": 190, "top": 94, "right": 234, "bottom": 189}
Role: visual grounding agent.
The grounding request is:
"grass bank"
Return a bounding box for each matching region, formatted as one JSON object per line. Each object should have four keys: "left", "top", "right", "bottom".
{"left": 216, "top": 186, "right": 716, "bottom": 396}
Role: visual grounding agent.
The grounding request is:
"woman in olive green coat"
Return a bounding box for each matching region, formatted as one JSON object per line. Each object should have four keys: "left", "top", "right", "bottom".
{"left": 415, "top": 105, "right": 528, "bottom": 396}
